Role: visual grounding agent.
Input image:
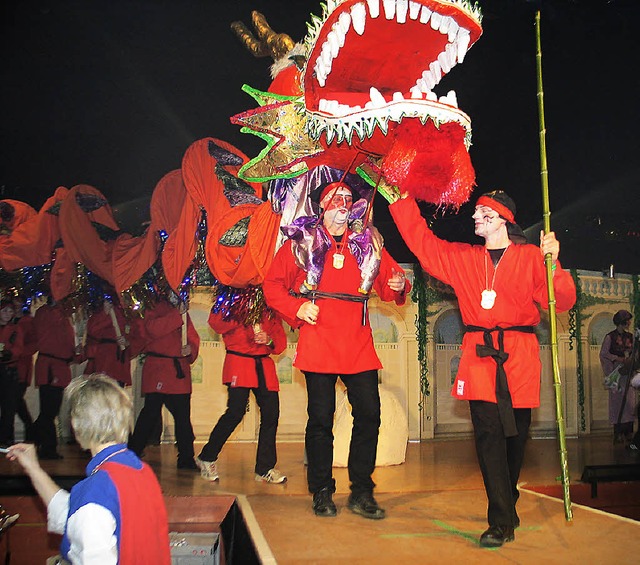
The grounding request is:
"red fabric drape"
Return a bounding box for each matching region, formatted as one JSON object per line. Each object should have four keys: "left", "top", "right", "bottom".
{"left": 0, "top": 187, "right": 68, "bottom": 271}
{"left": 113, "top": 170, "right": 186, "bottom": 293}
{"left": 59, "top": 185, "right": 119, "bottom": 285}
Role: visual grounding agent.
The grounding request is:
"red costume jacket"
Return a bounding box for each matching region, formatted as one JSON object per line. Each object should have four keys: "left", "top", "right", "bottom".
{"left": 390, "top": 197, "right": 577, "bottom": 407}
{"left": 33, "top": 304, "right": 77, "bottom": 388}
{"left": 15, "top": 315, "right": 36, "bottom": 385}
{"left": 85, "top": 307, "right": 139, "bottom": 385}
{"left": 208, "top": 310, "right": 286, "bottom": 391}
{"left": 264, "top": 235, "right": 409, "bottom": 374}
{"left": 140, "top": 301, "right": 200, "bottom": 395}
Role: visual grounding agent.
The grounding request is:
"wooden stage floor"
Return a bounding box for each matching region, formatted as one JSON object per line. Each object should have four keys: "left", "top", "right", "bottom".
{"left": 1, "top": 434, "right": 639, "bottom": 564}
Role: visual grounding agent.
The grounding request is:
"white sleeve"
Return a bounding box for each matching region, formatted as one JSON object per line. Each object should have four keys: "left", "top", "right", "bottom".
{"left": 47, "top": 489, "right": 70, "bottom": 534}
{"left": 65, "top": 503, "right": 118, "bottom": 565}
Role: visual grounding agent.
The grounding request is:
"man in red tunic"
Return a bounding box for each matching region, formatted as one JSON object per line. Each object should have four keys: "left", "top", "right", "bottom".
{"left": 196, "top": 309, "right": 287, "bottom": 483}
{"left": 264, "top": 181, "right": 409, "bottom": 519}
{"left": 33, "top": 300, "right": 81, "bottom": 459}
{"left": 85, "top": 299, "right": 139, "bottom": 387}
{"left": 128, "top": 297, "right": 200, "bottom": 469}
{"left": 390, "top": 190, "right": 576, "bottom": 547}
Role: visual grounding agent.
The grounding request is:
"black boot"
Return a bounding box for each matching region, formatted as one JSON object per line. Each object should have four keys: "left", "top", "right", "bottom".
{"left": 347, "top": 492, "right": 386, "bottom": 520}
{"left": 479, "top": 525, "right": 515, "bottom": 548}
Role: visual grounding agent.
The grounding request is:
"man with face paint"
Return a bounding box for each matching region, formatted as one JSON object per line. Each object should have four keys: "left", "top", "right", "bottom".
{"left": 389, "top": 190, "right": 576, "bottom": 547}
{"left": 264, "top": 180, "right": 409, "bottom": 520}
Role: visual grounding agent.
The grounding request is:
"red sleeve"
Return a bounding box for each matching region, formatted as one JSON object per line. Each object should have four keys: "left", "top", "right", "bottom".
{"left": 533, "top": 260, "right": 577, "bottom": 313}
{"left": 263, "top": 241, "right": 306, "bottom": 329}
{"left": 389, "top": 197, "right": 468, "bottom": 286}
{"left": 373, "top": 248, "right": 411, "bottom": 305}
{"left": 264, "top": 315, "right": 287, "bottom": 355}
{"left": 186, "top": 314, "right": 200, "bottom": 362}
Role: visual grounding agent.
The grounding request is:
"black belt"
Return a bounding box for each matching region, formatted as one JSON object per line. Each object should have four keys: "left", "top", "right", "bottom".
{"left": 145, "top": 351, "right": 186, "bottom": 379}
{"left": 96, "top": 338, "right": 126, "bottom": 363}
{"left": 465, "top": 325, "right": 535, "bottom": 438}
{"left": 39, "top": 352, "right": 74, "bottom": 363}
{"left": 226, "top": 350, "right": 269, "bottom": 391}
{"left": 290, "top": 290, "right": 369, "bottom": 325}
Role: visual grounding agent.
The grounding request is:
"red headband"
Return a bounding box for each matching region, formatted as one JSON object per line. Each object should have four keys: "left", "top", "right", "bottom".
{"left": 320, "top": 182, "right": 351, "bottom": 204}
{"left": 476, "top": 195, "right": 515, "bottom": 224}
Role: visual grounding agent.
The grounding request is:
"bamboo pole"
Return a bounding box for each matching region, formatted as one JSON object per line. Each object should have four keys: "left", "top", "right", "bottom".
{"left": 535, "top": 10, "right": 573, "bottom": 521}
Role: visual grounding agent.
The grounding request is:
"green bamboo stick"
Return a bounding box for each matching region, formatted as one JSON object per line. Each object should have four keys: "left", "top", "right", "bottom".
{"left": 535, "top": 10, "right": 573, "bottom": 521}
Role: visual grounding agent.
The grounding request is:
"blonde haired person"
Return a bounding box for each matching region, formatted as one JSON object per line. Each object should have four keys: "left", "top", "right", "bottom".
{"left": 7, "top": 373, "right": 170, "bottom": 564}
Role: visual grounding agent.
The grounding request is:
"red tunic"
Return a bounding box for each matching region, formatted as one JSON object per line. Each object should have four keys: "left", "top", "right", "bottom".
{"left": 33, "top": 304, "right": 76, "bottom": 388}
{"left": 390, "top": 197, "right": 577, "bottom": 407}
{"left": 263, "top": 235, "right": 409, "bottom": 374}
{"left": 84, "top": 308, "right": 135, "bottom": 385}
{"left": 208, "top": 311, "right": 286, "bottom": 391}
{"left": 15, "top": 315, "right": 36, "bottom": 385}
{"left": 140, "top": 301, "right": 200, "bottom": 395}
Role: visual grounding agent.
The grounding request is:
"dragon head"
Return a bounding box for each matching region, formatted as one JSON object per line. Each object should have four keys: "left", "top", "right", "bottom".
{"left": 232, "top": 0, "right": 483, "bottom": 207}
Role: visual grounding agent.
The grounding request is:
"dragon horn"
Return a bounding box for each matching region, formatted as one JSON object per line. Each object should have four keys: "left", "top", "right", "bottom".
{"left": 231, "top": 10, "right": 295, "bottom": 61}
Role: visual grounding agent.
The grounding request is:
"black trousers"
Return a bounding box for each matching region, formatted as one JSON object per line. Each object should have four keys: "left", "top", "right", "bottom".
{"left": 304, "top": 370, "right": 381, "bottom": 497}
{"left": 0, "top": 367, "right": 20, "bottom": 444}
{"left": 469, "top": 400, "right": 531, "bottom": 528}
{"left": 129, "top": 393, "right": 195, "bottom": 464}
{"left": 199, "top": 371, "right": 280, "bottom": 475}
{"left": 33, "top": 384, "right": 64, "bottom": 455}
{"left": 16, "top": 381, "right": 34, "bottom": 432}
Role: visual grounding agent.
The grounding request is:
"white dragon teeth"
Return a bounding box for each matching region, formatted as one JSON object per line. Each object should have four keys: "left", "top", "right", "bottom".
{"left": 313, "top": 0, "right": 476, "bottom": 116}
{"left": 457, "top": 28, "right": 470, "bottom": 63}
{"left": 369, "top": 86, "right": 387, "bottom": 107}
{"left": 351, "top": 2, "right": 366, "bottom": 35}
{"left": 420, "top": 5, "right": 432, "bottom": 24}
{"left": 366, "top": 0, "right": 380, "bottom": 19}
{"left": 396, "top": 0, "right": 408, "bottom": 24}
{"left": 409, "top": 1, "right": 421, "bottom": 20}
{"left": 383, "top": 0, "right": 396, "bottom": 20}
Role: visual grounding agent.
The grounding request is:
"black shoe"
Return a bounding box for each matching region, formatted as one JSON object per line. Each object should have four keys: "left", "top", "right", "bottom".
{"left": 347, "top": 493, "right": 386, "bottom": 520}
{"left": 479, "top": 525, "right": 515, "bottom": 548}
{"left": 177, "top": 458, "right": 198, "bottom": 470}
{"left": 312, "top": 488, "right": 337, "bottom": 517}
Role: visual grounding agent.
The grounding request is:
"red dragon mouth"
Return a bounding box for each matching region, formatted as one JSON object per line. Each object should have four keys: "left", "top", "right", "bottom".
{"left": 302, "top": 0, "right": 482, "bottom": 144}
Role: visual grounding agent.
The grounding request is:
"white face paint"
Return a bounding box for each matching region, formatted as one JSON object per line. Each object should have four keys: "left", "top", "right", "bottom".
{"left": 322, "top": 188, "right": 353, "bottom": 231}
{"left": 472, "top": 205, "right": 506, "bottom": 240}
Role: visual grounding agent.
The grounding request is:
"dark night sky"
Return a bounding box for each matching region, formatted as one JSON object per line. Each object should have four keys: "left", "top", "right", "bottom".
{"left": 1, "top": 0, "right": 639, "bottom": 271}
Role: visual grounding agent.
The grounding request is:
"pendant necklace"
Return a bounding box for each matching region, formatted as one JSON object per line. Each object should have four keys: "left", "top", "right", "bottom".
{"left": 332, "top": 231, "right": 347, "bottom": 270}
{"left": 481, "top": 246, "right": 509, "bottom": 310}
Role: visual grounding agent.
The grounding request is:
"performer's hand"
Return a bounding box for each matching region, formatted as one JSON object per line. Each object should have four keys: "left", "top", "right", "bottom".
{"left": 103, "top": 300, "right": 114, "bottom": 314}
{"left": 540, "top": 230, "right": 560, "bottom": 265}
{"left": 181, "top": 344, "right": 191, "bottom": 357}
{"left": 297, "top": 301, "right": 319, "bottom": 325}
{"left": 116, "top": 336, "right": 127, "bottom": 349}
{"left": 254, "top": 330, "right": 269, "bottom": 344}
{"left": 178, "top": 301, "right": 189, "bottom": 315}
{"left": 388, "top": 269, "right": 406, "bottom": 293}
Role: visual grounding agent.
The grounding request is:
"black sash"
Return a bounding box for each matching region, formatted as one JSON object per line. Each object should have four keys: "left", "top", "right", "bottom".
{"left": 145, "top": 351, "right": 186, "bottom": 379}
{"left": 465, "top": 325, "right": 536, "bottom": 438}
{"left": 226, "top": 350, "right": 269, "bottom": 391}
{"left": 96, "top": 338, "right": 126, "bottom": 363}
{"left": 290, "top": 290, "right": 369, "bottom": 325}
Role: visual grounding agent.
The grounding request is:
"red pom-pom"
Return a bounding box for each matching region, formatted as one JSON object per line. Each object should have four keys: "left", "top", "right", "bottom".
{"left": 381, "top": 120, "right": 475, "bottom": 207}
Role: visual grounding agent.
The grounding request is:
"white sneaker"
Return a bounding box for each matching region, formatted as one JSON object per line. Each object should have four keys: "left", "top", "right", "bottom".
{"left": 196, "top": 457, "right": 219, "bottom": 481}
{"left": 255, "top": 468, "right": 287, "bottom": 484}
